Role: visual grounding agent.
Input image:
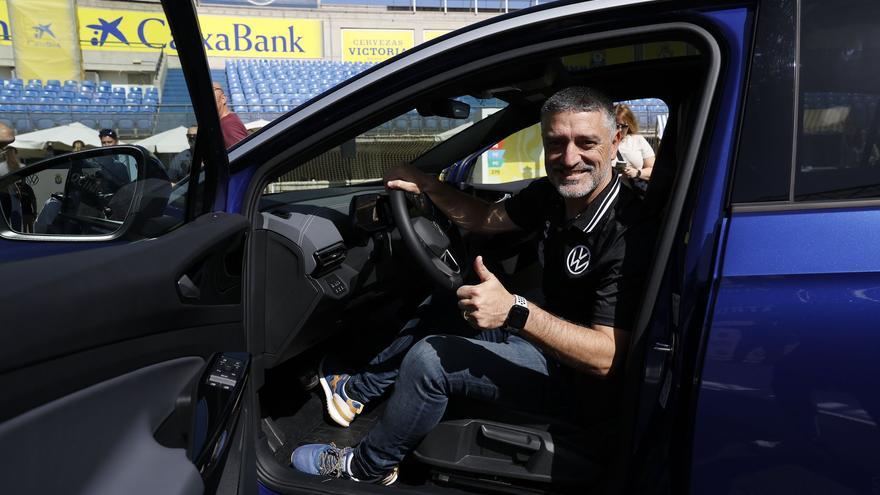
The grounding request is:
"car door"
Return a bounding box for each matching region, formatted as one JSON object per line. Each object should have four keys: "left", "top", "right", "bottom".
{"left": 692, "top": 0, "right": 880, "bottom": 493}
{"left": 0, "top": 2, "right": 254, "bottom": 494}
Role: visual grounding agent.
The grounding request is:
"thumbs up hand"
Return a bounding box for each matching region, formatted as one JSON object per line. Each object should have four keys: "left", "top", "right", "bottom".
{"left": 456, "top": 256, "right": 513, "bottom": 330}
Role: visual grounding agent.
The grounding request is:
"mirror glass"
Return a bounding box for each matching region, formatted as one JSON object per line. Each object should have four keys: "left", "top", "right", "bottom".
{"left": 1, "top": 152, "right": 139, "bottom": 236}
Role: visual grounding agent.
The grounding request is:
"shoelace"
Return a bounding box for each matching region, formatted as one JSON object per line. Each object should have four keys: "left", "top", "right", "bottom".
{"left": 318, "top": 444, "right": 347, "bottom": 478}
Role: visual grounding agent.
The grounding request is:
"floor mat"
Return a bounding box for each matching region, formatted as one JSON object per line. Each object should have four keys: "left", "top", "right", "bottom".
{"left": 269, "top": 388, "right": 387, "bottom": 467}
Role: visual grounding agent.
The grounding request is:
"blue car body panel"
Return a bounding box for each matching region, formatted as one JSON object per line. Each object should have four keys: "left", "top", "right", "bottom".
{"left": 691, "top": 208, "right": 880, "bottom": 494}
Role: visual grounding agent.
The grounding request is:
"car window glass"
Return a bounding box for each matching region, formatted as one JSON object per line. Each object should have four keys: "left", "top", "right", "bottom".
{"left": 562, "top": 41, "right": 700, "bottom": 71}
{"left": 794, "top": 0, "right": 880, "bottom": 201}
{"left": 0, "top": 3, "right": 200, "bottom": 232}
{"left": 466, "top": 98, "right": 668, "bottom": 185}
{"left": 263, "top": 96, "right": 506, "bottom": 194}
{"left": 730, "top": 0, "right": 796, "bottom": 204}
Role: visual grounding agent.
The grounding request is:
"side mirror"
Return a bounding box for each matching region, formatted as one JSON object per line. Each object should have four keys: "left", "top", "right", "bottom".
{"left": 0, "top": 145, "right": 172, "bottom": 239}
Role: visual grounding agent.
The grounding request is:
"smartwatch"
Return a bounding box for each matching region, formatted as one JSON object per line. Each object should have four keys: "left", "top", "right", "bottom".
{"left": 504, "top": 294, "right": 529, "bottom": 334}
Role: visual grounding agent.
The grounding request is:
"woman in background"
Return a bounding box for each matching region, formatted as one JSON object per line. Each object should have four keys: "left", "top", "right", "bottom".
{"left": 614, "top": 104, "right": 655, "bottom": 190}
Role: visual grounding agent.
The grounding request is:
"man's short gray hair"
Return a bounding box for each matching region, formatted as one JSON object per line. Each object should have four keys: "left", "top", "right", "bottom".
{"left": 541, "top": 87, "right": 616, "bottom": 138}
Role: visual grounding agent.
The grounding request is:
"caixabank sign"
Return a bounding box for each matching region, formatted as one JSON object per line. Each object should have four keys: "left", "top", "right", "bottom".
{"left": 77, "top": 7, "right": 322, "bottom": 58}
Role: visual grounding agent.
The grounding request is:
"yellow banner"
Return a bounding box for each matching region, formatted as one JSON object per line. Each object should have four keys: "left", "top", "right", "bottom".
{"left": 423, "top": 30, "right": 450, "bottom": 42}
{"left": 0, "top": 0, "right": 11, "bottom": 46}
{"left": 341, "top": 29, "right": 413, "bottom": 63}
{"left": 77, "top": 7, "right": 322, "bottom": 58}
{"left": 8, "top": 0, "right": 81, "bottom": 81}
{"left": 481, "top": 123, "right": 546, "bottom": 183}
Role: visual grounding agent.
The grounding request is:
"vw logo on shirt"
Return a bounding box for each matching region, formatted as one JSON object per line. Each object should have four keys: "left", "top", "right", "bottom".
{"left": 566, "top": 245, "right": 591, "bottom": 276}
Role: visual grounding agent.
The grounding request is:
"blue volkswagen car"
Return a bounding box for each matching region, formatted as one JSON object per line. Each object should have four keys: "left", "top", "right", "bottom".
{"left": 1, "top": 0, "right": 878, "bottom": 494}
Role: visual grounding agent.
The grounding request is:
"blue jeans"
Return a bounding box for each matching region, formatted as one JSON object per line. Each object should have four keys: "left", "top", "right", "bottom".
{"left": 346, "top": 295, "right": 576, "bottom": 479}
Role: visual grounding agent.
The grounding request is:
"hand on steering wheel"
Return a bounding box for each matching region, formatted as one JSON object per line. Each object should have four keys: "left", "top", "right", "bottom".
{"left": 386, "top": 165, "right": 465, "bottom": 291}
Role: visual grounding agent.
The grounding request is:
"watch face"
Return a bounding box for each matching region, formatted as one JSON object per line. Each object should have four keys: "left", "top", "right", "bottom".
{"left": 506, "top": 304, "right": 529, "bottom": 331}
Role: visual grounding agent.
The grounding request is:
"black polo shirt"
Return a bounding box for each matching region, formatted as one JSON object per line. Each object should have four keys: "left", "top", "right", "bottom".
{"left": 504, "top": 171, "right": 651, "bottom": 331}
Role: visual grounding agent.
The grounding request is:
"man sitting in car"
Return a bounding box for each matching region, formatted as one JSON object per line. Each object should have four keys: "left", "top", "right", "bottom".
{"left": 291, "top": 86, "right": 654, "bottom": 485}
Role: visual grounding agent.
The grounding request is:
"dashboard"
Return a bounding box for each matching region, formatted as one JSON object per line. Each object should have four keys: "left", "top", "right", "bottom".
{"left": 253, "top": 186, "right": 405, "bottom": 368}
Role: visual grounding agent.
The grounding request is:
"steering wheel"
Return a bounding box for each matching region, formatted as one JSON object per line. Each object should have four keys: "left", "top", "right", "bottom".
{"left": 389, "top": 189, "right": 464, "bottom": 291}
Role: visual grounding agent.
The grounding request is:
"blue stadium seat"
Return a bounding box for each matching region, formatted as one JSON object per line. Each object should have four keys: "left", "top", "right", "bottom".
{"left": 46, "top": 79, "right": 61, "bottom": 88}
{"left": 136, "top": 119, "right": 152, "bottom": 132}
{"left": 14, "top": 118, "right": 32, "bottom": 133}
{"left": 118, "top": 119, "right": 134, "bottom": 132}
{"left": 233, "top": 105, "right": 249, "bottom": 113}
{"left": 99, "top": 119, "right": 114, "bottom": 129}
{"left": 78, "top": 118, "right": 97, "bottom": 129}
{"left": 36, "top": 118, "right": 55, "bottom": 130}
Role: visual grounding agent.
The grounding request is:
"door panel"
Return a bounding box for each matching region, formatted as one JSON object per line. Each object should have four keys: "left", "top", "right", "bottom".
{"left": 0, "top": 212, "right": 250, "bottom": 494}
{"left": 0, "top": 358, "right": 205, "bottom": 495}
{"left": 0, "top": 212, "right": 249, "bottom": 420}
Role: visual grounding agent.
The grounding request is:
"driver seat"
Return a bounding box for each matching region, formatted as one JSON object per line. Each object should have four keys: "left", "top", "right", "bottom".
{"left": 412, "top": 399, "right": 615, "bottom": 492}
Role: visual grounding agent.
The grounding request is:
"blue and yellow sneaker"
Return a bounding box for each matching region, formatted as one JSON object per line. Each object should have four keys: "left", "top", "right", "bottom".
{"left": 290, "top": 443, "right": 398, "bottom": 485}
{"left": 318, "top": 357, "right": 364, "bottom": 427}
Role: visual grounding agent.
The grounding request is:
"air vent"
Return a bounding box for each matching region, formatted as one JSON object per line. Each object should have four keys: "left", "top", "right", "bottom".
{"left": 313, "top": 242, "right": 346, "bottom": 275}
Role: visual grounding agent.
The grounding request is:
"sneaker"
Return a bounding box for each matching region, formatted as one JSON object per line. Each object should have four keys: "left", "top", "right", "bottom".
{"left": 290, "top": 443, "right": 398, "bottom": 485}
{"left": 318, "top": 357, "right": 364, "bottom": 427}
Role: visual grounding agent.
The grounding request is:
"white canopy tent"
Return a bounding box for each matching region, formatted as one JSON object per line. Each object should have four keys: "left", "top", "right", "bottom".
{"left": 245, "top": 119, "right": 271, "bottom": 130}
{"left": 132, "top": 126, "right": 189, "bottom": 154}
{"left": 12, "top": 122, "right": 102, "bottom": 158}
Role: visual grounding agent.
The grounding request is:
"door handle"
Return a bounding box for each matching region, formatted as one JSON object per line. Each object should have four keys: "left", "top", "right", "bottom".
{"left": 177, "top": 273, "right": 201, "bottom": 300}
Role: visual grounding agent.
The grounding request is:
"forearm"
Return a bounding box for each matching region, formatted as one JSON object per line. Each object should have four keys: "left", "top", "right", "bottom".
{"left": 520, "top": 304, "right": 623, "bottom": 377}
{"left": 422, "top": 179, "right": 513, "bottom": 234}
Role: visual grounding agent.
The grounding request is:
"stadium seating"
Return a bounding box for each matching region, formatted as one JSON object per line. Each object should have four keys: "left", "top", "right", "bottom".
{"left": 225, "top": 59, "right": 374, "bottom": 115}
{"left": 0, "top": 77, "right": 160, "bottom": 134}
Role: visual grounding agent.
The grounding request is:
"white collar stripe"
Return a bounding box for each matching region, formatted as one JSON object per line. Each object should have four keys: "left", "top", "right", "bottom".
{"left": 583, "top": 174, "right": 620, "bottom": 233}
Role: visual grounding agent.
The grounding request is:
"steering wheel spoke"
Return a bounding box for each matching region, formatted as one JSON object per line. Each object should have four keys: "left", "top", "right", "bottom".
{"left": 390, "top": 189, "right": 465, "bottom": 290}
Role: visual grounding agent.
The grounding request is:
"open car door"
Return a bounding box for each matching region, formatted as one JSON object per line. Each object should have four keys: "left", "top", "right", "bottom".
{"left": 0, "top": 2, "right": 254, "bottom": 494}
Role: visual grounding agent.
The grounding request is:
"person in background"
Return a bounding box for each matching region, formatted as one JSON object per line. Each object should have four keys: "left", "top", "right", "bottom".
{"left": 168, "top": 125, "right": 198, "bottom": 184}
{"left": 213, "top": 82, "right": 248, "bottom": 148}
{"left": 613, "top": 104, "right": 655, "bottom": 191}
{"left": 96, "top": 128, "right": 134, "bottom": 193}
{"left": 0, "top": 123, "right": 20, "bottom": 177}
{"left": 0, "top": 122, "right": 36, "bottom": 232}
{"left": 72, "top": 140, "right": 85, "bottom": 152}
